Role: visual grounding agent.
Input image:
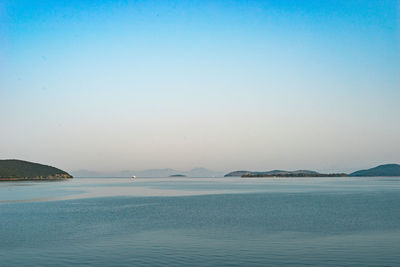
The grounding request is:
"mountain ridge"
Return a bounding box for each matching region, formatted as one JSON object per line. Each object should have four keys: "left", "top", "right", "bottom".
{"left": 71, "top": 167, "right": 224, "bottom": 178}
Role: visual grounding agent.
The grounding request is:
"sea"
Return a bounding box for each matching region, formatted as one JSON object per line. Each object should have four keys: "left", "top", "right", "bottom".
{"left": 1, "top": 177, "right": 400, "bottom": 266}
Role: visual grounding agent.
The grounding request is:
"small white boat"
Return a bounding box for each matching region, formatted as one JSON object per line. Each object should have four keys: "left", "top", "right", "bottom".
{"left": 131, "top": 175, "right": 136, "bottom": 179}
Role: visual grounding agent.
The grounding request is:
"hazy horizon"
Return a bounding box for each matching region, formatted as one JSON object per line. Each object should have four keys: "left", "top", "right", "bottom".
{"left": 1, "top": 0, "right": 399, "bottom": 174}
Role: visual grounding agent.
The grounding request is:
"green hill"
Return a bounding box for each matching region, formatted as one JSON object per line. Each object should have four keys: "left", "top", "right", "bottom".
{"left": 350, "top": 164, "right": 400, "bottom": 177}
{"left": 0, "top": 159, "right": 72, "bottom": 181}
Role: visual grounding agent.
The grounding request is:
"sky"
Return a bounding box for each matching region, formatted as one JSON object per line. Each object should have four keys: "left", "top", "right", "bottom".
{"left": 1, "top": 0, "right": 399, "bottom": 173}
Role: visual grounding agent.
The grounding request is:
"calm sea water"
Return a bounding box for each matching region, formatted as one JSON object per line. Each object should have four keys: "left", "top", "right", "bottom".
{"left": 1, "top": 177, "right": 400, "bottom": 266}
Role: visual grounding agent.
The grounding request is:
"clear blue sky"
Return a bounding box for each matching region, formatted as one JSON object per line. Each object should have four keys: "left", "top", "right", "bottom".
{"left": 1, "top": 0, "right": 399, "bottom": 173}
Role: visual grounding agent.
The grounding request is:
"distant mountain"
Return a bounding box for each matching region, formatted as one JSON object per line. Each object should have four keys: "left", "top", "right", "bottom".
{"left": 135, "top": 169, "right": 178, "bottom": 177}
{"left": 0, "top": 159, "right": 72, "bottom": 181}
{"left": 350, "top": 164, "right": 400, "bottom": 177}
{"left": 72, "top": 167, "right": 224, "bottom": 178}
{"left": 185, "top": 168, "right": 224, "bottom": 178}
{"left": 225, "top": 169, "right": 347, "bottom": 177}
{"left": 71, "top": 169, "right": 175, "bottom": 178}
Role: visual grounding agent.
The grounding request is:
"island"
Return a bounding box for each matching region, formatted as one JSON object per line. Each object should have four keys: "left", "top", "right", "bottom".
{"left": 241, "top": 170, "right": 347, "bottom": 178}
{"left": 168, "top": 174, "right": 187, "bottom": 177}
{"left": 224, "top": 171, "right": 252, "bottom": 177}
{"left": 350, "top": 164, "right": 400, "bottom": 177}
{"left": 225, "top": 164, "right": 400, "bottom": 177}
{"left": 225, "top": 170, "right": 347, "bottom": 177}
{"left": 0, "top": 159, "right": 73, "bottom": 181}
